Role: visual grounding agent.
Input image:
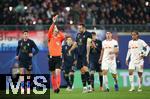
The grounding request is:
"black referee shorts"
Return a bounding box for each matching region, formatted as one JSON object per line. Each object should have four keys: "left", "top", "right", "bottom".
{"left": 48, "top": 56, "right": 62, "bottom": 71}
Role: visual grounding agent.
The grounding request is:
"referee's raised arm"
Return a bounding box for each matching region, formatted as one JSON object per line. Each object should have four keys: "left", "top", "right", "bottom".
{"left": 48, "top": 15, "right": 58, "bottom": 39}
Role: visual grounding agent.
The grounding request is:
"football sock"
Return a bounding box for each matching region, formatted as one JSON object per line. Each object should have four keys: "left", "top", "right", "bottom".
{"left": 70, "top": 74, "right": 74, "bottom": 88}
{"left": 129, "top": 75, "right": 134, "bottom": 88}
{"left": 64, "top": 74, "right": 70, "bottom": 87}
{"left": 103, "top": 75, "right": 109, "bottom": 89}
{"left": 56, "top": 72, "right": 61, "bottom": 88}
{"left": 90, "top": 74, "right": 94, "bottom": 88}
{"left": 99, "top": 74, "right": 103, "bottom": 87}
{"left": 85, "top": 71, "right": 91, "bottom": 85}
{"left": 81, "top": 74, "right": 86, "bottom": 87}
{"left": 51, "top": 75, "right": 57, "bottom": 90}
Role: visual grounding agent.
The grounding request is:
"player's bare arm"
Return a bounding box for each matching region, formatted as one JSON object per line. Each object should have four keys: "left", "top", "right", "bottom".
{"left": 126, "top": 48, "right": 131, "bottom": 66}
{"left": 99, "top": 48, "right": 104, "bottom": 64}
{"left": 86, "top": 38, "right": 92, "bottom": 64}
{"left": 109, "top": 45, "right": 119, "bottom": 55}
{"left": 68, "top": 42, "right": 77, "bottom": 55}
{"left": 48, "top": 15, "right": 58, "bottom": 38}
{"left": 114, "top": 47, "right": 119, "bottom": 55}
{"left": 145, "top": 45, "right": 150, "bottom": 56}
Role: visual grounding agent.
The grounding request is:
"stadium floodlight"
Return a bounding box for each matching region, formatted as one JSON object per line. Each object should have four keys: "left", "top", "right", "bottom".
{"left": 24, "top": 6, "right": 28, "bottom": 10}
{"left": 33, "top": 21, "right": 36, "bottom": 24}
{"left": 69, "top": 20, "right": 73, "bottom": 24}
{"left": 9, "top": 6, "right": 13, "bottom": 11}
{"left": 65, "top": 7, "right": 71, "bottom": 12}
{"left": 81, "top": 4, "right": 85, "bottom": 8}
{"left": 145, "top": 1, "right": 149, "bottom": 6}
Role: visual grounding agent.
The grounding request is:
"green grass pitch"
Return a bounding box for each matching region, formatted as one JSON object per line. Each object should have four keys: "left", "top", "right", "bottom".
{"left": 50, "top": 87, "right": 150, "bottom": 99}
{"left": 1, "top": 87, "right": 149, "bottom": 99}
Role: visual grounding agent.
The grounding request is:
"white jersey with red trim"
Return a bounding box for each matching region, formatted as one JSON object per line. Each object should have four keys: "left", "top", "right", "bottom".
{"left": 128, "top": 39, "right": 149, "bottom": 63}
{"left": 102, "top": 39, "right": 119, "bottom": 63}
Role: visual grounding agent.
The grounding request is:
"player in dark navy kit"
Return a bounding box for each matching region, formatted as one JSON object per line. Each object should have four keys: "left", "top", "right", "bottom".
{"left": 15, "top": 31, "right": 39, "bottom": 74}
{"left": 62, "top": 36, "right": 76, "bottom": 91}
{"left": 69, "top": 24, "right": 92, "bottom": 93}
{"left": 89, "top": 32, "right": 103, "bottom": 91}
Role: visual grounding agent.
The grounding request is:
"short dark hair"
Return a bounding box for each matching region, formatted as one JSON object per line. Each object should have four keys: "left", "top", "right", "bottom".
{"left": 66, "top": 35, "right": 72, "bottom": 40}
{"left": 23, "top": 31, "right": 28, "bottom": 34}
{"left": 91, "top": 32, "right": 96, "bottom": 35}
{"left": 131, "top": 31, "right": 139, "bottom": 35}
{"left": 106, "top": 31, "right": 112, "bottom": 34}
{"left": 78, "top": 23, "right": 86, "bottom": 28}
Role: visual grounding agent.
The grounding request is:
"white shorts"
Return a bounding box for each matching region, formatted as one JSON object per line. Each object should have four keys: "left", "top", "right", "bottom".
{"left": 129, "top": 60, "right": 144, "bottom": 72}
{"left": 101, "top": 61, "right": 117, "bottom": 74}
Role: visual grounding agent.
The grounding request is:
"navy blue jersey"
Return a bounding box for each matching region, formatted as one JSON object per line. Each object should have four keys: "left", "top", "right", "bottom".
{"left": 90, "top": 39, "right": 102, "bottom": 59}
{"left": 62, "top": 44, "right": 77, "bottom": 65}
{"left": 76, "top": 31, "right": 92, "bottom": 55}
{"left": 16, "top": 39, "right": 39, "bottom": 59}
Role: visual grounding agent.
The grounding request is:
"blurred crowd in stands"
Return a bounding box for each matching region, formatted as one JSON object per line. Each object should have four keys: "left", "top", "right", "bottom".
{"left": 0, "top": 0, "right": 149, "bottom": 25}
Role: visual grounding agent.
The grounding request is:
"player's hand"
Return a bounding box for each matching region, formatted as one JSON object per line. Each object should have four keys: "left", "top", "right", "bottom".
{"left": 52, "top": 15, "right": 58, "bottom": 23}
{"left": 28, "top": 65, "right": 32, "bottom": 71}
{"left": 29, "top": 53, "right": 33, "bottom": 57}
{"left": 110, "top": 55, "right": 114, "bottom": 60}
{"left": 73, "top": 60, "right": 77, "bottom": 65}
{"left": 126, "top": 60, "right": 129, "bottom": 66}
{"left": 140, "top": 65, "right": 144, "bottom": 69}
{"left": 86, "top": 55, "right": 89, "bottom": 64}
{"left": 15, "top": 56, "right": 19, "bottom": 60}
{"left": 140, "top": 55, "right": 144, "bottom": 60}
{"left": 92, "top": 41, "right": 96, "bottom": 48}
{"left": 98, "top": 58, "right": 102, "bottom": 64}
{"left": 109, "top": 51, "right": 114, "bottom": 55}
{"left": 87, "top": 58, "right": 89, "bottom": 64}
{"left": 62, "top": 59, "right": 64, "bottom": 64}
{"left": 68, "top": 50, "right": 71, "bottom": 55}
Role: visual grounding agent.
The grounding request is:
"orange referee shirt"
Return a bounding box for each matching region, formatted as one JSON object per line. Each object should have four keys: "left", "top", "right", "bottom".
{"left": 48, "top": 23, "right": 65, "bottom": 56}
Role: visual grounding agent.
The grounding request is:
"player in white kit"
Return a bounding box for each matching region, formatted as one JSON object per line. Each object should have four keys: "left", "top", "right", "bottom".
{"left": 99, "top": 32, "right": 119, "bottom": 92}
{"left": 126, "top": 31, "right": 150, "bottom": 92}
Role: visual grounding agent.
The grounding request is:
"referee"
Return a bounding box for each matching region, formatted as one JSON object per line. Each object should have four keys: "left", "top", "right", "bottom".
{"left": 48, "top": 15, "right": 65, "bottom": 93}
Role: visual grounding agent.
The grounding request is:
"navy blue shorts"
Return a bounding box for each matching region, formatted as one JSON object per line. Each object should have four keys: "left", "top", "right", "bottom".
{"left": 63, "top": 62, "right": 75, "bottom": 73}
{"left": 77, "top": 54, "right": 88, "bottom": 69}
{"left": 19, "top": 57, "right": 32, "bottom": 71}
{"left": 89, "top": 58, "right": 102, "bottom": 72}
